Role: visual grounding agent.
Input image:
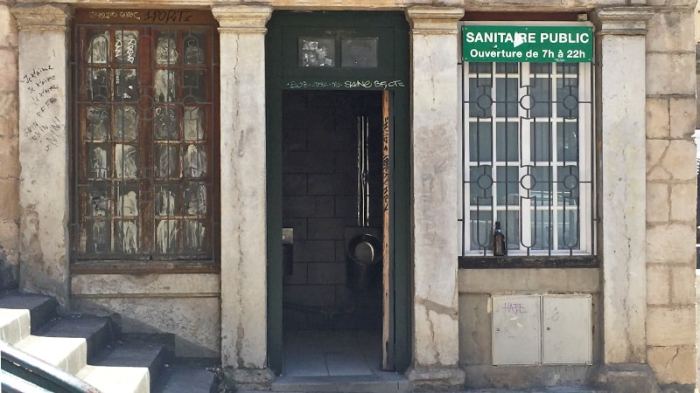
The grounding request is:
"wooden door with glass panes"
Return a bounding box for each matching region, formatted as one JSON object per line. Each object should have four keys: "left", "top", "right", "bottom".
{"left": 72, "top": 10, "right": 219, "bottom": 265}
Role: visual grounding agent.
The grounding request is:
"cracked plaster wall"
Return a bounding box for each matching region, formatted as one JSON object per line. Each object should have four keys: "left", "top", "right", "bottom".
{"left": 0, "top": 0, "right": 19, "bottom": 290}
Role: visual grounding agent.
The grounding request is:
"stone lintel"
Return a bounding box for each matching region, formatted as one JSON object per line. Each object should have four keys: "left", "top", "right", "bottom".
{"left": 405, "top": 6, "right": 464, "bottom": 35}
{"left": 592, "top": 6, "right": 653, "bottom": 36}
{"left": 11, "top": 4, "right": 71, "bottom": 32}
{"left": 211, "top": 4, "right": 272, "bottom": 34}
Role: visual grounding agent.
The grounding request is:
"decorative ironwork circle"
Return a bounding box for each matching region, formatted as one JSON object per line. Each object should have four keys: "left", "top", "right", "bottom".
{"left": 476, "top": 173, "right": 493, "bottom": 190}
{"left": 519, "top": 94, "right": 534, "bottom": 110}
{"left": 562, "top": 173, "right": 579, "bottom": 190}
{"left": 520, "top": 173, "right": 536, "bottom": 190}
{"left": 476, "top": 93, "right": 492, "bottom": 111}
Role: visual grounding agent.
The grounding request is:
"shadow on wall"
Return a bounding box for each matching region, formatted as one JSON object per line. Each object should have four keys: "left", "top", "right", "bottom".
{"left": 0, "top": 250, "right": 19, "bottom": 290}
{"left": 72, "top": 297, "right": 220, "bottom": 359}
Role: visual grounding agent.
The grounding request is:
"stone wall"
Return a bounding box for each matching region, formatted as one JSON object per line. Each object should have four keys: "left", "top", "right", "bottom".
{"left": 645, "top": 3, "right": 698, "bottom": 388}
{"left": 0, "top": 0, "right": 19, "bottom": 290}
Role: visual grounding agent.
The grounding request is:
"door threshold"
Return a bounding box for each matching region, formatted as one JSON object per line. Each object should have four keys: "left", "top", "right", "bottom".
{"left": 271, "top": 374, "right": 410, "bottom": 393}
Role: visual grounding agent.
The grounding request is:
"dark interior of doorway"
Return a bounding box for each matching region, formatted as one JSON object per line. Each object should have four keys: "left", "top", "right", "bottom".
{"left": 281, "top": 90, "right": 385, "bottom": 376}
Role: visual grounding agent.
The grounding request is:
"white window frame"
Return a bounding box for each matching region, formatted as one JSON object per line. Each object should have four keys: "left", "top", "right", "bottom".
{"left": 460, "top": 21, "right": 595, "bottom": 257}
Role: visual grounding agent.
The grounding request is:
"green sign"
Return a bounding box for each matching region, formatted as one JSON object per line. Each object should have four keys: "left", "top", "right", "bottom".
{"left": 462, "top": 25, "right": 593, "bottom": 63}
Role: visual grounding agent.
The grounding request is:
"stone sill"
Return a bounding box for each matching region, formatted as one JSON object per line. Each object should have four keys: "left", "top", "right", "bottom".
{"left": 459, "top": 255, "right": 599, "bottom": 269}
{"left": 72, "top": 260, "right": 219, "bottom": 275}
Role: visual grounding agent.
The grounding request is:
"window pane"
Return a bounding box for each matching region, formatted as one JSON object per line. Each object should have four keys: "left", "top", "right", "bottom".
{"left": 115, "top": 69, "right": 138, "bottom": 101}
{"left": 154, "top": 107, "right": 178, "bottom": 139}
{"left": 114, "top": 220, "right": 138, "bottom": 254}
{"left": 557, "top": 77, "right": 579, "bottom": 118}
{"left": 557, "top": 166, "right": 579, "bottom": 201}
{"left": 89, "top": 144, "right": 109, "bottom": 179}
{"left": 184, "top": 107, "right": 204, "bottom": 141}
{"left": 496, "top": 166, "right": 518, "bottom": 206}
{"left": 470, "top": 210, "right": 492, "bottom": 251}
{"left": 87, "top": 220, "right": 110, "bottom": 253}
{"left": 530, "top": 77, "right": 551, "bottom": 117}
{"left": 469, "top": 77, "right": 492, "bottom": 118}
{"left": 470, "top": 165, "right": 492, "bottom": 205}
{"left": 341, "top": 37, "right": 378, "bottom": 68}
{"left": 116, "top": 186, "right": 139, "bottom": 217}
{"left": 495, "top": 78, "right": 518, "bottom": 117}
{"left": 156, "top": 219, "right": 179, "bottom": 253}
{"left": 115, "top": 30, "right": 138, "bottom": 64}
{"left": 114, "top": 106, "right": 138, "bottom": 142}
{"left": 156, "top": 185, "right": 178, "bottom": 216}
{"left": 469, "top": 122, "right": 491, "bottom": 162}
{"left": 86, "top": 107, "right": 109, "bottom": 141}
{"left": 184, "top": 32, "right": 205, "bottom": 64}
{"left": 114, "top": 144, "right": 138, "bottom": 179}
{"left": 558, "top": 207, "right": 579, "bottom": 250}
{"left": 495, "top": 62, "right": 518, "bottom": 73}
{"left": 184, "top": 182, "right": 207, "bottom": 215}
{"left": 87, "top": 68, "right": 110, "bottom": 101}
{"left": 530, "top": 209, "right": 551, "bottom": 250}
{"left": 184, "top": 70, "right": 206, "bottom": 102}
{"left": 531, "top": 122, "right": 551, "bottom": 162}
{"left": 185, "top": 220, "right": 206, "bottom": 252}
{"left": 497, "top": 210, "right": 520, "bottom": 250}
{"left": 299, "top": 37, "right": 335, "bottom": 67}
{"left": 87, "top": 185, "right": 110, "bottom": 217}
{"left": 87, "top": 31, "right": 109, "bottom": 64}
{"left": 154, "top": 70, "right": 176, "bottom": 103}
{"left": 156, "top": 145, "right": 180, "bottom": 179}
{"left": 557, "top": 121, "right": 578, "bottom": 162}
{"left": 156, "top": 33, "right": 179, "bottom": 65}
{"left": 184, "top": 144, "right": 207, "bottom": 178}
{"left": 496, "top": 122, "right": 518, "bottom": 161}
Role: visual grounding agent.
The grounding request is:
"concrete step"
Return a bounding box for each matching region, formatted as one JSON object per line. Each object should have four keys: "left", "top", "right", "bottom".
{"left": 93, "top": 338, "right": 170, "bottom": 390}
{"left": 36, "top": 313, "right": 116, "bottom": 362}
{"left": 271, "top": 375, "right": 410, "bottom": 393}
{"left": 77, "top": 364, "right": 150, "bottom": 393}
{"left": 153, "top": 360, "right": 218, "bottom": 393}
{"left": 0, "top": 291, "right": 57, "bottom": 332}
{"left": 14, "top": 334, "right": 88, "bottom": 375}
{"left": 0, "top": 308, "right": 30, "bottom": 344}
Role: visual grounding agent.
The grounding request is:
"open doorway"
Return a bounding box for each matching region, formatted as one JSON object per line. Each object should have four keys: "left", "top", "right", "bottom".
{"left": 281, "top": 90, "right": 386, "bottom": 376}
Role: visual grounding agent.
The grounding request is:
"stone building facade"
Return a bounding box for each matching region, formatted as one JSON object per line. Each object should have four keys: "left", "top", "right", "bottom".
{"left": 0, "top": 0, "right": 697, "bottom": 392}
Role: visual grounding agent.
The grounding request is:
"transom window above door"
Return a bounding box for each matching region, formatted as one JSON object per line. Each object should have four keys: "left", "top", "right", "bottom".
{"left": 72, "top": 10, "right": 219, "bottom": 261}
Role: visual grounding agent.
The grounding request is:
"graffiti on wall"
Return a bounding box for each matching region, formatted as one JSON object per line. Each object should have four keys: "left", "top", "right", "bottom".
{"left": 21, "top": 65, "right": 61, "bottom": 152}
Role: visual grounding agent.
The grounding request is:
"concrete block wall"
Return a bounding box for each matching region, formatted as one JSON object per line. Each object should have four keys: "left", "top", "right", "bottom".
{"left": 282, "top": 91, "right": 382, "bottom": 331}
{"left": 645, "top": 4, "right": 698, "bottom": 387}
{"left": 0, "top": 0, "right": 19, "bottom": 290}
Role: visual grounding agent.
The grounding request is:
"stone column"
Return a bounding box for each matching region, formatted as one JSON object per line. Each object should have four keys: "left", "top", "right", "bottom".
{"left": 212, "top": 4, "right": 273, "bottom": 387}
{"left": 11, "top": 5, "right": 71, "bottom": 307}
{"left": 405, "top": 6, "right": 465, "bottom": 387}
{"left": 591, "top": 7, "right": 655, "bottom": 392}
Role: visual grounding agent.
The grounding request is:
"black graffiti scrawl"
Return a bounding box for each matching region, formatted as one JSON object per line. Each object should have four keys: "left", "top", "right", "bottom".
{"left": 22, "top": 65, "right": 61, "bottom": 152}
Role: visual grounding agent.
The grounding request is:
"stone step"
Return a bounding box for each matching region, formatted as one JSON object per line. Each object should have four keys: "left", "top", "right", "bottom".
{"left": 0, "top": 308, "right": 31, "bottom": 344}
{"left": 14, "top": 335, "right": 88, "bottom": 375}
{"left": 271, "top": 375, "right": 410, "bottom": 393}
{"left": 93, "top": 338, "right": 171, "bottom": 390}
{"left": 36, "top": 313, "right": 117, "bottom": 362}
{"left": 0, "top": 291, "right": 58, "bottom": 332}
{"left": 153, "top": 360, "right": 218, "bottom": 393}
{"left": 76, "top": 364, "right": 150, "bottom": 393}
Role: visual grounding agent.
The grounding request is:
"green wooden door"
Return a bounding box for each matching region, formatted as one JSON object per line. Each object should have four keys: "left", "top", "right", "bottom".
{"left": 265, "top": 11, "right": 410, "bottom": 374}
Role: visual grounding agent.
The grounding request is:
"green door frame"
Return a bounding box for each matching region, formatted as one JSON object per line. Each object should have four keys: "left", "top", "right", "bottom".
{"left": 265, "top": 11, "right": 411, "bottom": 375}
